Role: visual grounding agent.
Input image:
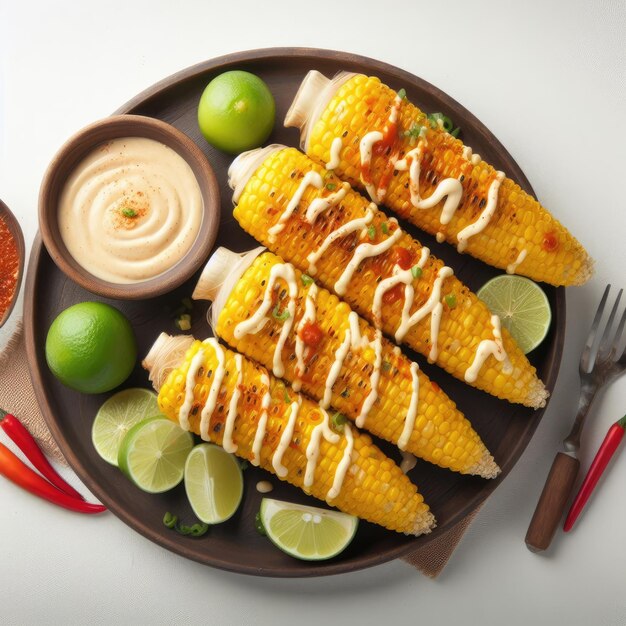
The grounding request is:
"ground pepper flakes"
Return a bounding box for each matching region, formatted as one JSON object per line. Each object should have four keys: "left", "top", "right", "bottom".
{"left": 0, "top": 216, "right": 19, "bottom": 320}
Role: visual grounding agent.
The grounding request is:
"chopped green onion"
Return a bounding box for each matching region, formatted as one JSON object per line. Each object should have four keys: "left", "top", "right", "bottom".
{"left": 301, "top": 274, "right": 314, "bottom": 287}
{"left": 326, "top": 182, "right": 337, "bottom": 191}
{"left": 397, "top": 88, "right": 407, "bottom": 100}
{"left": 331, "top": 412, "right": 347, "bottom": 431}
{"left": 239, "top": 459, "right": 249, "bottom": 471}
{"left": 163, "top": 512, "right": 178, "bottom": 529}
{"left": 381, "top": 222, "right": 389, "bottom": 235}
{"left": 283, "top": 388, "right": 292, "bottom": 404}
{"left": 189, "top": 523, "right": 209, "bottom": 537}
{"left": 403, "top": 123, "right": 422, "bottom": 139}
{"left": 382, "top": 360, "right": 392, "bottom": 373}
{"left": 451, "top": 127, "right": 461, "bottom": 138}
{"left": 445, "top": 293, "right": 457, "bottom": 308}
{"left": 411, "top": 265, "right": 423, "bottom": 279}
{"left": 272, "top": 305, "right": 290, "bottom": 321}
{"left": 367, "top": 224, "right": 376, "bottom": 240}
{"left": 255, "top": 511, "right": 267, "bottom": 536}
{"left": 121, "top": 207, "right": 137, "bottom": 218}
{"left": 175, "top": 313, "right": 192, "bottom": 331}
{"left": 176, "top": 523, "right": 192, "bottom": 536}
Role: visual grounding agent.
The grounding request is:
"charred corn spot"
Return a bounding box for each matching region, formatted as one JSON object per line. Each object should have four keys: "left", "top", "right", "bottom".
{"left": 233, "top": 147, "right": 547, "bottom": 408}
{"left": 216, "top": 251, "right": 499, "bottom": 478}
{"left": 157, "top": 339, "right": 434, "bottom": 535}
{"left": 306, "top": 74, "right": 592, "bottom": 287}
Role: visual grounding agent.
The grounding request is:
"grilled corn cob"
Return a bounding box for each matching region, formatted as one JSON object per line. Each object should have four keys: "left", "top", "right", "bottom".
{"left": 229, "top": 145, "right": 548, "bottom": 408}
{"left": 143, "top": 333, "right": 435, "bottom": 536}
{"left": 284, "top": 71, "right": 592, "bottom": 287}
{"left": 194, "top": 247, "right": 499, "bottom": 478}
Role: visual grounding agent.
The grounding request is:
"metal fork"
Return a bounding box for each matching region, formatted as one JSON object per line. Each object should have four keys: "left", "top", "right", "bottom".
{"left": 525, "top": 285, "right": 626, "bottom": 552}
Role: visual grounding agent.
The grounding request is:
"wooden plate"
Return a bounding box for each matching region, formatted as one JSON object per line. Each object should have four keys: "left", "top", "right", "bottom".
{"left": 24, "top": 48, "right": 565, "bottom": 577}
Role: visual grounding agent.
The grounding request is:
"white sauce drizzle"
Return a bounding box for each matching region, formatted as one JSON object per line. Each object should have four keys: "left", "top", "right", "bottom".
{"left": 305, "top": 182, "right": 349, "bottom": 224}
{"left": 507, "top": 249, "right": 528, "bottom": 274}
{"left": 334, "top": 223, "right": 403, "bottom": 296}
{"left": 327, "top": 424, "right": 354, "bottom": 500}
{"left": 268, "top": 171, "right": 323, "bottom": 242}
{"left": 272, "top": 397, "right": 302, "bottom": 478}
{"left": 462, "top": 146, "right": 482, "bottom": 165}
{"left": 321, "top": 326, "right": 352, "bottom": 409}
{"left": 251, "top": 372, "right": 271, "bottom": 466}
{"left": 256, "top": 480, "right": 273, "bottom": 494}
{"left": 400, "top": 451, "right": 417, "bottom": 474}
{"left": 355, "top": 330, "right": 383, "bottom": 428}
{"left": 178, "top": 348, "right": 205, "bottom": 431}
{"left": 307, "top": 208, "right": 374, "bottom": 275}
{"left": 359, "top": 131, "right": 384, "bottom": 202}
{"left": 293, "top": 283, "right": 318, "bottom": 392}
{"left": 326, "top": 137, "right": 343, "bottom": 170}
{"left": 199, "top": 339, "right": 226, "bottom": 441}
{"left": 398, "top": 362, "right": 420, "bottom": 450}
{"left": 465, "top": 315, "right": 513, "bottom": 383}
{"left": 222, "top": 353, "right": 243, "bottom": 453}
{"left": 234, "top": 263, "right": 298, "bottom": 378}
{"left": 304, "top": 408, "right": 339, "bottom": 490}
{"left": 348, "top": 311, "right": 370, "bottom": 350}
{"left": 457, "top": 172, "right": 505, "bottom": 253}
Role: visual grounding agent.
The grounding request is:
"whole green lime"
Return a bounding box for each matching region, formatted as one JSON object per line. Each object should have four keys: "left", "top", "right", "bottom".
{"left": 45, "top": 302, "right": 137, "bottom": 394}
{"left": 197, "top": 70, "right": 275, "bottom": 154}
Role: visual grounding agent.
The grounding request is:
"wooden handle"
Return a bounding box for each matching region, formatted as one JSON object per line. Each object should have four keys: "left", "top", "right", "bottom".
{"left": 525, "top": 452, "right": 580, "bottom": 552}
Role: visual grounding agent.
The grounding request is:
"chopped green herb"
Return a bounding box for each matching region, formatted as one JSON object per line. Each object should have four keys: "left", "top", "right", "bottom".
{"left": 163, "top": 512, "right": 178, "bottom": 529}
{"left": 175, "top": 313, "right": 192, "bottom": 331}
{"left": 331, "top": 412, "right": 347, "bottom": 431}
{"left": 272, "top": 305, "right": 290, "bottom": 321}
{"left": 283, "top": 388, "right": 292, "bottom": 404}
{"left": 367, "top": 224, "right": 376, "bottom": 240}
{"left": 427, "top": 112, "right": 456, "bottom": 133}
{"left": 397, "top": 88, "right": 407, "bottom": 100}
{"left": 121, "top": 207, "right": 138, "bottom": 218}
{"left": 255, "top": 511, "right": 267, "bottom": 535}
{"left": 188, "top": 523, "right": 209, "bottom": 537}
{"left": 382, "top": 360, "right": 392, "bottom": 373}
{"left": 411, "top": 265, "right": 423, "bottom": 279}
{"left": 451, "top": 127, "right": 461, "bottom": 138}
{"left": 326, "top": 182, "right": 337, "bottom": 191}
{"left": 175, "top": 523, "right": 192, "bottom": 535}
{"left": 381, "top": 222, "right": 389, "bottom": 235}
{"left": 301, "top": 274, "right": 314, "bottom": 287}
{"left": 403, "top": 123, "right": 422, "bottom": 139}
{"left": 445, "top": 293, "right": 457, "bottom": 308}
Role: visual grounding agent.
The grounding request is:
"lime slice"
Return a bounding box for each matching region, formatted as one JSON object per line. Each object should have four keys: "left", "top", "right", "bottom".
{"left": 184, "top": 444, "right": 244, "bottom": 524}
{"left": 118, "top": 418, "right": 194, "bottom": 493}
{"left": 259, "top": 498, "right": 358, "bottom": 561}
{"left": 477, "top": 275, "right": 552, "bottom": 353}
{"left": 92, "top": 388, "right": 160, "bottom": 465}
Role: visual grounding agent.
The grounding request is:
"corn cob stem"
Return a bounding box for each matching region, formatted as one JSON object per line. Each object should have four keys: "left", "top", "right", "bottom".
{"left": 230, "top": 146, "right": 548, "bottom": 408}
{"left": 143, "top": 333, "right": 435, "bottom": 536}
{"left": 285, "top": 71, "right": 593, "bottom": 287}
{"left": 194, "top": 247, "right": 500, "bottom": 479}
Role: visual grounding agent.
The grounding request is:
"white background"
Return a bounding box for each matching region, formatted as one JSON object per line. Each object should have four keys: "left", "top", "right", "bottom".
{"left": 1, "top": 1, "right": 625, "bottom": 624}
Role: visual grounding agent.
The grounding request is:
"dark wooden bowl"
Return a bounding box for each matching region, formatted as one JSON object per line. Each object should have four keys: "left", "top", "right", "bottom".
{"left": 38, "top": 115, "right": 220, "bottom": 300}
{"left": 25, "top": 48, "right": 566, "bottom": 577}
{"left": 0, "top": 199, "right": 25, "bottom": 328}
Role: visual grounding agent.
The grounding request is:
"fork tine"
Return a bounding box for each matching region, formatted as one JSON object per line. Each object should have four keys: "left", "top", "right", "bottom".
{"left": 598, "top": 288, "right": 623, "bottom": 358}
{"left": 580, "top": 285, "right": 611, "bottom": 371}
{"left": 611, "top": 301, "right": 626, "bottom": 360}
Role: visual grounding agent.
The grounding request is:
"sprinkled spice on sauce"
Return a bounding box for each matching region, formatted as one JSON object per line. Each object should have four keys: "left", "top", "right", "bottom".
{"left": 0, "top": 217, "right": 19, "bottom": 321}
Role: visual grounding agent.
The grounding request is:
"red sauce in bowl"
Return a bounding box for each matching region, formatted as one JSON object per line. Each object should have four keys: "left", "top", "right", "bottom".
{"left": 0, "top": 216, "right": 20, "bottom": 321}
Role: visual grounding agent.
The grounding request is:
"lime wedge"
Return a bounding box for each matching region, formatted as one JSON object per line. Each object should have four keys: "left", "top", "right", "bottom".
{"left": 477, "top": 275, "right": 552, "bottom": 353}
{"left": 259, "top": 498, "right": 358, "bottom": 561}
{"left": 184, "top": 444, "right": 244, "bottom": 524}
{"left": 118, "top": 418, "right": 194, "bottom": 493}
{"left": 92, "top": 388, "right": 160, "bottom": 465}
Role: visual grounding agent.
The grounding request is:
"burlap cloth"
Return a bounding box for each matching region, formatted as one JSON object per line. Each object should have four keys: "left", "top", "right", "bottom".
{"left": 0, "top": 321, "right": 480, "bottom": 577}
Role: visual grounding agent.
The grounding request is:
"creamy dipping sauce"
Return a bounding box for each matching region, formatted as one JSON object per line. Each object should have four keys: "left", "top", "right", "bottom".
{"left": 58, "top": 137, "right": 203, "bottom": 283}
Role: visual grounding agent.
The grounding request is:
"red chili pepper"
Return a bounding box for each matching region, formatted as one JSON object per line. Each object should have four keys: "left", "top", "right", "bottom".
{"left": 0, "top": 442, "right": 106, "bottom": 514}
{"left": 563, "top": 414, "right": 626, "bottom": 532}
{"left": 0, "top": 409, "right": 84, "bottom": 500}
